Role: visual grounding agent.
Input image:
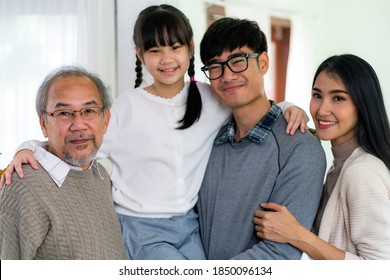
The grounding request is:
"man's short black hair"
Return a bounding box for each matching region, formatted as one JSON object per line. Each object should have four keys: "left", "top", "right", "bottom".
{"left": 200, "top": 17, "right": 268, "bottom": 64}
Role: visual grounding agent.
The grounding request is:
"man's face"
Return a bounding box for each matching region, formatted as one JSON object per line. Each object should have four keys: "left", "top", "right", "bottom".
{"left": 40, "top": 75, "right": 110, "bottom": 169}
{"left": 207, "top": 46, "right": 269, "bottom": 110}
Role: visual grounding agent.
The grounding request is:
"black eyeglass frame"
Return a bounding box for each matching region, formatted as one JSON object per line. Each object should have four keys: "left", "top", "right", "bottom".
{"left": 201, "top": 53, "right": 259, "bottom": 80}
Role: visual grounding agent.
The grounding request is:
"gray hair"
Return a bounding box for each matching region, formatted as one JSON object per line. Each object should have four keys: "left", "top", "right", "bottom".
{"left": 36, "top": 65, "right": 112, "bottom": 116}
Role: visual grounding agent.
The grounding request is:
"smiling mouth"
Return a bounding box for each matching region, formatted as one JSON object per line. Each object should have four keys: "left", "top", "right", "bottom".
{"left": 221, "top": 84, "right": 242, "bottom": 93}
{"left": 318, "top": 120, "right": 336, "bottom": 126}
{"left": 160, "top": 67, "right": 177, "bottom": 73}
{"left": 66, "top": 135, "right": 94, "bottom": 146}
{"left": 317, "top": 120, "right": 337, "bottom": 129}
{"left": 70, "top": 139, "right": 90, "bottom": 145}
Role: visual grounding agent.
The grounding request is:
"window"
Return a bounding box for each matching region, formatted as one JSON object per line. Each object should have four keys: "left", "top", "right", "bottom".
{"left": 0, "top": 0, "right": 115, "bottom": 168}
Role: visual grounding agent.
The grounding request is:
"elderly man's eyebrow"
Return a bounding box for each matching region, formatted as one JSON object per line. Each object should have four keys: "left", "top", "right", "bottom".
{"left": 52, "top": 100, "right": 100, "bottom": 109}
{"left": 53, "top": 102, "right": 71, "bottom": 109}
{"left": 83, "top": 100, "right": 100, "bottom": 106}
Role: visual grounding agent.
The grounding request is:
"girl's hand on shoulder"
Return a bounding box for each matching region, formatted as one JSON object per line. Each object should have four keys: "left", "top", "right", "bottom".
{"left": 0, "top": 150, "right": 38, "bottom": 190}
{"left": 283, "top": 106, "right": 308, "bottom": 135}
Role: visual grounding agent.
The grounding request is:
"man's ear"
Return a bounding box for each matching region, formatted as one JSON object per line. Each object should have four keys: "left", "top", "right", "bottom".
{"left": 39, "top": 114, "right": 49, "bottom": 138}
{"left": 259, "top": 51, "right": 269, "bottom": 74}
{"left": 102, "top": 109, "right": 111, "bottom": 134}
{"left": 136, "top": 48, "right": 144, "bottom": 64}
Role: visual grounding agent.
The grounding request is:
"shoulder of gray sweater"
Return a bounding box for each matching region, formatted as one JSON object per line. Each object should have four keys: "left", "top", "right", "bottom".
{"left": 272, "top": 116, "right": 326, "bottom": 166}
{"left": 273, "top": 116, "right": 323, "bottom": 148}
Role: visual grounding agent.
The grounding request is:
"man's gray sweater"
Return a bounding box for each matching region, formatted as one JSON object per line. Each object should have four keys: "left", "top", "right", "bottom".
{"left": 198, "top": 112, "right": 326, "bottom": 260}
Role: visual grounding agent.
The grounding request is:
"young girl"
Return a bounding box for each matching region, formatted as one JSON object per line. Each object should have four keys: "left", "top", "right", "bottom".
{"left": 1, "top": 4, "right": 307, "bottom": 259}
{"left": 254, "top": 54, "right": 390, "bottom": 259}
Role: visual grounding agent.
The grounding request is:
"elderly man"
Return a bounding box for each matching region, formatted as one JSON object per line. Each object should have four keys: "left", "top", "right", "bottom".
{"left": 0, "top": 66, "right": 126, "bottom": 259}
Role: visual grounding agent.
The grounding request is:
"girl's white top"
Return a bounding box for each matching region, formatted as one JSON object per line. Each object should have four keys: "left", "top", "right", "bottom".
{"left": 98, "top": 82, "right": 230, "bottom": 218}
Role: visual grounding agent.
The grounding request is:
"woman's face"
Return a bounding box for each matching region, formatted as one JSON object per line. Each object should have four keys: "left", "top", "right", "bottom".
{"left": 310, "top": 71, "right": 359, "bottom": 146}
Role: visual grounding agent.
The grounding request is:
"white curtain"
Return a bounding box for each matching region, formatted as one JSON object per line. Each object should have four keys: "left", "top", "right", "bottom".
{"left": 0, "top": 0, "right": 115, "bottom": 168}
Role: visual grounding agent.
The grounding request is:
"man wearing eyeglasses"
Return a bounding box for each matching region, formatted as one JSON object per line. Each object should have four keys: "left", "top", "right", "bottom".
{"left": 0, "top": 66, "right": 126, "bottom": 259}
{"left": 197, "top": 17, "right": 326, "bottom": 260}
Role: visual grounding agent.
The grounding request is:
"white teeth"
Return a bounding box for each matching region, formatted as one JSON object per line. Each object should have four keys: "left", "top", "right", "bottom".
{"left": 319, "top": 120, "right": 336, "bottom": 125}
{"left": 161, "top": 68, "right": 175, "bottom": 72}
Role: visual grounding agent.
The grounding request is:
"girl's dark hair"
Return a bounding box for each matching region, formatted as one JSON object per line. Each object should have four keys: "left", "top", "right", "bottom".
{"left": 200, "top": 17, "right": 268, "bottom": 64}
{"left": 313, "top": 54, "right": 390, "bottom": 168}
{"left": 133, "top": 4, "right": 202, "bottom": 129}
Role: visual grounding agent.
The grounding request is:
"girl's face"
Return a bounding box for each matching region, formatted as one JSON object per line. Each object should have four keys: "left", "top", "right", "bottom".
{"left": 310, "top": 71, "right": 359, "bottom": 146}
{"left": 137, "top": 42, "right": 192, "bottom": 95}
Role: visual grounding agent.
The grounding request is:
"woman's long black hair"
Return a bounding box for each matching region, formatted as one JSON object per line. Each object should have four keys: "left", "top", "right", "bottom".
{"left": 313, "top": 54, "right": 390, "bottom": 168}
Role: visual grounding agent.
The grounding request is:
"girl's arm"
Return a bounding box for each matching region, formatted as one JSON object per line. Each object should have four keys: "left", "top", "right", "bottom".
{"left": 254, "top": 202, "right": 345, "bottom": 260}
{"left": 0, "top": 141, "right": 42, "bottom": 189}
{"left": 278, "top": 101, "right": 309, "bottom": 135}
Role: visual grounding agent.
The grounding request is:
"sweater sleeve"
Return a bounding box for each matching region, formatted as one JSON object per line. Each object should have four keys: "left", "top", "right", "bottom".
{"left": 342, "top": 156, "right": 390, "bottom": 260}
{"left": 0, "top": 174, "right": 50, "bottom": 259}
{"left": 16, "top": 139, "right": 46, "bottom": 153}
{"left": 232, "top": 134, "right": 326, "bottom": 260}
{"left": 277, "top": 101, "right": 309, "bottom": 122}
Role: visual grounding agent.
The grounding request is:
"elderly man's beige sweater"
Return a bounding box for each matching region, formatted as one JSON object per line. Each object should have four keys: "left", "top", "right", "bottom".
{"left": 0, "top": 164, "right": 126, "bottom": 259}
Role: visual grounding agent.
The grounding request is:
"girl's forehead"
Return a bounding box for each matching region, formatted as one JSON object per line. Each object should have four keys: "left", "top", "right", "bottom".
{"left": 143, "top": 32, "right": 181, "bottom": 50}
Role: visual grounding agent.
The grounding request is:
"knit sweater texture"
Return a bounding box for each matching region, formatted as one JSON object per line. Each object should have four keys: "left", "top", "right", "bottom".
{"left": 0, "top": 164, "right": 126, "bottom": 259}
{"left": 198, "top": 112, "right": 326, "bottom": 260}
{"left": 318, "top": 147, "right": 390, "bottom": 259}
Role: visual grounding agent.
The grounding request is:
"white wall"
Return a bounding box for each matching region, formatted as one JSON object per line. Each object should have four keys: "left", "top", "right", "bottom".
{"left": 116, "top": 0, "right": 160, "bottom": 95}
{"left": 0, "top": 0, "right": 116, "bottom": 169}
{"left": 313, "top": 0, "right": 390, "bottom": 107}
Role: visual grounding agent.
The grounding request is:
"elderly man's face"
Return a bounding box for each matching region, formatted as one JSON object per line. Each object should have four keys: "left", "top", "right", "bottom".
{"left": 40, "top": 75, "right": 110, "bottom": 169}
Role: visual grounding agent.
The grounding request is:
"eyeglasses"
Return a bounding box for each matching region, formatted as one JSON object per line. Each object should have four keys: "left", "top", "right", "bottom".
{"left": 201, "top": 53, "right": 259, "bottom": 80}
{"left": 44, "top": 107, "right": 105, "bottom": 121}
